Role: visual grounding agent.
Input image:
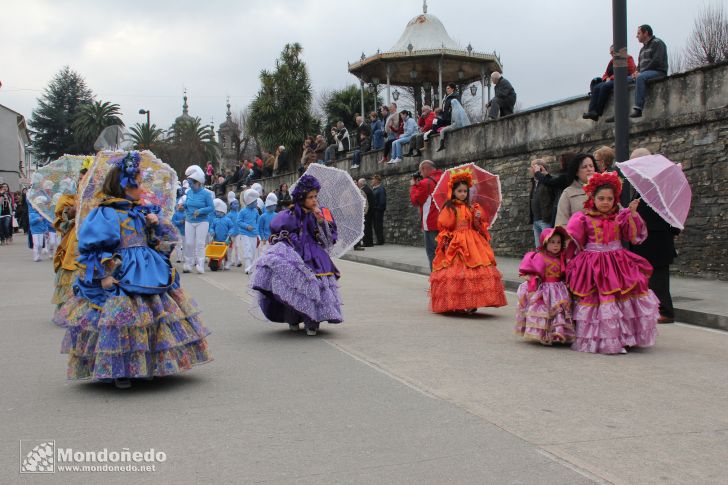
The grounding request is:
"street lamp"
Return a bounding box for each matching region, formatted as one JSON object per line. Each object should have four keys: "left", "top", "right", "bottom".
{"left": 470, "top": 84, "right": 478, "bottom": 97}
{"left": 392, "top": 89, "right": 400, "bottom": 102}
{"left": 138, "top": 109, "right": 150, "bottom": 127}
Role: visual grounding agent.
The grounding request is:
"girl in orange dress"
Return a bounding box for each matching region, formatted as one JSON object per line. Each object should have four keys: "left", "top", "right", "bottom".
{"left": 429, "top": 168, "right": 507, "bottom": 313}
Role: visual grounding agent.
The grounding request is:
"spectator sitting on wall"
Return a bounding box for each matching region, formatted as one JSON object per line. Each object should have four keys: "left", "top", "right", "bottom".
{"left": 630, "top": 24, "right": 668, "bottom": 118}
{"left": 350, "top": 115, "right": 372, "bottom": 170}
{"left": 274, "top": 145, "right": 289, "bottom": 175}
{"left": 263, "top": 150, "right": 276, "bottom": 178}
{"left": 583, "top": 45, "right": 636, "bottom": 121}
{"left": 388, "top": 110, "right": 418, "bottom": 164}
{"left": 436, "top": 98, "right": 470, "bottom": 152}
{"left": 324, "top": 121, "right": 350, "bottom": 165}
{"left": 299, "top": 136, "right": 316, "bottom": 174}
{"left": 593, "top": 146, "right": 615, "bottom": 172}
{"left": 406, "top": 105, "right": 435, "bottom": 157}
{"left": 314, "top": 134, "right": 327, "bottom": 164}
{"left": 370, "top": 110, "right": 385, "bottom": 150}
{"left": 486, "top": 72, "right": 517, "bottom": 120}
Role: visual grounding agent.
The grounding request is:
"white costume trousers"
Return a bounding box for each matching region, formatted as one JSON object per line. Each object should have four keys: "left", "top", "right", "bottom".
{"left": 32, "top": 234, "right": 46, "bottom": 261}
{"left": 184, "top": 221, "right": 209, "bottom": 267}
{"left": 240, "top": 235, "right": 258, "bottom": 272}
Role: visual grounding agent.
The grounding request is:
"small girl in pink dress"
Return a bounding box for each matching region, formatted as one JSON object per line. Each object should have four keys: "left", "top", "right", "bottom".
{"left": 515, "top": 226, "right": 575, "bottom": 345}
{"left": 565, "top": 171, "right": 658, "bottom": 354}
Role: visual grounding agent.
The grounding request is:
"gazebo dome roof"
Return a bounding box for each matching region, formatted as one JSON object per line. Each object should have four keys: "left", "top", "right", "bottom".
{"left": 389, "top": 14, "right": 460, "bottom": 53}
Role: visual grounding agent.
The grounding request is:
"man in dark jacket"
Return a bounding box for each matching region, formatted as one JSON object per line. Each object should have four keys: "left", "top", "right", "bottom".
{"left": 372, "top": 174, "right": 386, "bottom": 245}
{"left": 439, "top": 82, "right": 459, "bottom": 127}
{"left": 631, "top": 203, "right": 679, "bottom": 323}
{"left": 487, "top": 72, "right": 516, "bottom": 119}
{"left": 358, "top": 178, "right": 375, "bottom": 247}
{"left": 528, "top": 159, "right": 556, "bottom": 246}
{"left": 631, "top": 24, "right": 668, "bottom": 118}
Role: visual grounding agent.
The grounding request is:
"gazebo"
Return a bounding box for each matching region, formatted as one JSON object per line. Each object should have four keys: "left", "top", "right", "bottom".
{"left": 348, "top": 1, "right": 502, "bottom": 115}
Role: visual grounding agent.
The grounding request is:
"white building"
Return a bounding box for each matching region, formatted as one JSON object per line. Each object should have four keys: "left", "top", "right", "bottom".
{"left": 0, "top": 103, "right": 33, "bottom": 191}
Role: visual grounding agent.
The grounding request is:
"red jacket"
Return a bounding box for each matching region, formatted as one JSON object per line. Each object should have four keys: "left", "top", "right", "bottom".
{"left": 409, "top": 169, "right": 443, "bottom": 231}
{"left": 418, "top": 111, "right": 436, "bottom": 132}
{"left": 602, "top": 55, "right": 636, "bottom": 81}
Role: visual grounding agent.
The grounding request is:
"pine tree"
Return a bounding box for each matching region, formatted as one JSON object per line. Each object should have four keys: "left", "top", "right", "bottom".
{"left": 29, "top": 66, "right": 94, "bottom": 163}
{"left": 249, "top": 43, "right": 317, "bottom": 161}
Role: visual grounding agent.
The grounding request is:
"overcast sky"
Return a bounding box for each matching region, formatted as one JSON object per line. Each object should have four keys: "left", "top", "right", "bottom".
{"left": 1, "top": 0, "right": 725, "bottom": 131}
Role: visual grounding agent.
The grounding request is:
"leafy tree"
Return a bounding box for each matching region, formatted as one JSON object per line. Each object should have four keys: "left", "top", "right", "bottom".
{"left": 29, "top": 66, "right": 93, "bottom": 162}
{"left": 129, "top": 122, "right": 164, "bottom": 150}
{"left": 685, "top": 3, "right": 728, "bottom": 68}
{"left": 323, "top": 84, "right": 382, "bottom": 135}
{"left": 72, "top": 100, "right": 124, "bottom": 153}
{"left": 249, "top": 43, "right": 317, "bottom": 161}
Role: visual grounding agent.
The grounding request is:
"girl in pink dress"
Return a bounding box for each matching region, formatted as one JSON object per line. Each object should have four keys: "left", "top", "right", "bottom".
{"left": 565, "top": 171, "right": 658, "bottom": 354}
{"left": 515, "top": 226, "right": 575, "bottom": 345}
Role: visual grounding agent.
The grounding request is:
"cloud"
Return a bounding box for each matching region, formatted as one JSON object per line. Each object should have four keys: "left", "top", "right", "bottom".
{"left": 0, "top": 0, "right": 712, "bottom": 135}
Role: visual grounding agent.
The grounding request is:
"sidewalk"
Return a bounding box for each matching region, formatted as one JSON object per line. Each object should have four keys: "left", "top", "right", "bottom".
{"left": 342, "top": 244, "right": 728, "bottom": 331}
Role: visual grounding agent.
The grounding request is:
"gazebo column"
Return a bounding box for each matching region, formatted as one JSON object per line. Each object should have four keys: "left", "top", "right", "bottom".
{"left": 437, "top": 58, "right": 443, "bottom": 107}
{"left": 360, "top": 80, "right": 365, "bottom": 117}
{"left": 481, "top": 67, "right": 486, "bottom": 118}
{"left": 386, "top": 64, "right": 391, "bottom": 105}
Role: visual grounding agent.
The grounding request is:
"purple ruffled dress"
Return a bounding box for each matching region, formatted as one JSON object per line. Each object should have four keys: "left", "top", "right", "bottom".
{"left": 250, "top": 205, "right": 342, "bottom": 330}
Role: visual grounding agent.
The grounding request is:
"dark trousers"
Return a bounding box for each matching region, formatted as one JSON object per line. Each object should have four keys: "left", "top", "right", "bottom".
{"left": 373, "top": 209, "right": 385, "bottom": 244}
{"left": 650, "top": 265, "right": 675, "bottom": 318}
{"left": 0, "top": 217, "right": 12, "bottom": 241}
{"left": 383, "top": 139, "right": 394, "bottom": 158}
{"left": 488, "top": 98, "right": 514, "bottom": 119}
{"left": 588, "top": 80, "right": 614, "bottom": 115}
{"left": 363, "top": 211, "right": 374, "bottom": 246}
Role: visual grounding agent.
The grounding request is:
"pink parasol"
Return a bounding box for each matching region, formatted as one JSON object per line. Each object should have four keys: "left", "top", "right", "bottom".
{"left": 616, "top": 154, "right": 692, "bottom": 230}
{"left": 433, "top": 163, "right": 502, "bottom": 225}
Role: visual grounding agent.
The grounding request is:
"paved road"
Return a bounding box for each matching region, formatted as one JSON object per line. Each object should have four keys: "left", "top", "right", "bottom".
{"left": 1, "top": 241, "right": 726, "bottom": 484}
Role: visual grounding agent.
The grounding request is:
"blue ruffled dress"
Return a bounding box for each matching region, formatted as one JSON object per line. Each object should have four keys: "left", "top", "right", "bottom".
{"left": 55, "top": 197, "right": 212, "bottom": 380}
{"left": 250, "top": 205, "right": 343, "bottom": 330}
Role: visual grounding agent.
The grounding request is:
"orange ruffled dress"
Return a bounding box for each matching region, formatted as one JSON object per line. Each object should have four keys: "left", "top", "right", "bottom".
{"left": 429, "top": 201, "right": 507, "bottom": 313}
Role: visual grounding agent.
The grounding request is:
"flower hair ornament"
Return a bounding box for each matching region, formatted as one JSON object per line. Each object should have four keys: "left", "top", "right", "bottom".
{"left": 111, "top": 151, "right": 142, "bottom": 190}
{"left": 81, "top": 156, "right": 94, "bottom": 173}
{"left": 291, "top": 174, "right": 321, "bottom": 203}
{"left": 447, "top": 166, "right": 473, "bottom": 200}
{"left": 582, "top": 171, "right": 622, "bottom": 210}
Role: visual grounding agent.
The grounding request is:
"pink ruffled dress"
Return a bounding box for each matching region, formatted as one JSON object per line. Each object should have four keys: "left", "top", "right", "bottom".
{"left": 515, "top": 251, "right": 575, "bottom": 345}
{"left": 565, "top": 208, "right": 659, "bottom": 354}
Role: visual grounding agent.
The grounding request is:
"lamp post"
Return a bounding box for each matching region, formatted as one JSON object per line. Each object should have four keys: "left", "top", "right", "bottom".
{"left": 138, "top": 109, "right": 150, "bottom": 128}
{"left": 392, "top": 89, "right": 400, "bottom": 102}
{"left": 612, "top": 0, "right": 632, "bottom": 207}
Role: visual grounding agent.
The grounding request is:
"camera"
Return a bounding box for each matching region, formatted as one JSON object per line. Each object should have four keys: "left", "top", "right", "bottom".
{"left": 412, "top": 172, "right": 423, "bottom": 181}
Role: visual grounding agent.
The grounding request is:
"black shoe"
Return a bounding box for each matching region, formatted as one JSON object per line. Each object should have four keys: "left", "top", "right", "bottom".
{"left": 605, "top": 116, "right": 615, "bottom": 123}
{"left": 629, "top": 109, "right": 643, "bottom": 118}
{"left": 353, "top": 246, "right": 364, "bottom": 251}
{"left": 413, "top": 150, "right": 422, "bottom": 157}
{"left": 582, "top": 111, "right": 598, "bottom": 120}
{"left": 436, "top": 140, "right": 445, "bottom": 152}
{"left": 404, "top": 150, "right": 415, "bottom": 157}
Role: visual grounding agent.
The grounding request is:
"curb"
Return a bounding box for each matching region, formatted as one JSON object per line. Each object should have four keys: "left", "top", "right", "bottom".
{"left": 341, "top": 254, "right": 728, "bottom": 332}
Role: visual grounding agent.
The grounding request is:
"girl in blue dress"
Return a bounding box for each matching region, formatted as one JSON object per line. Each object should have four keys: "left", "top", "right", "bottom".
{"left": 55, "top": 152, "right": 212, "bottom": 388}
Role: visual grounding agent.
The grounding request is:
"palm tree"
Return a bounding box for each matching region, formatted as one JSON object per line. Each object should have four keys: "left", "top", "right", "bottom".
{"left": 160, "top": 117, "right": 219, "bottom": 175}
{"left": 72, "top": 100, "right": 124, "bottom": 152}
{"left": 130, "top": 122, "right": 164, "bottom": 150}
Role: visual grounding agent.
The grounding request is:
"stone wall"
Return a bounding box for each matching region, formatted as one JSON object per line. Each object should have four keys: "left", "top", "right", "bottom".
{"left": 255, "top": 62, "right": 728, "bottom": 280}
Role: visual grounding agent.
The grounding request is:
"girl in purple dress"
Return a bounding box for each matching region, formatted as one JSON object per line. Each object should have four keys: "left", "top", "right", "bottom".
{"left": 250, "top": 175, "right": 342, "bottom": 336}
{"left": 565, "top": 171, "right": 659, "bottom": 354}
